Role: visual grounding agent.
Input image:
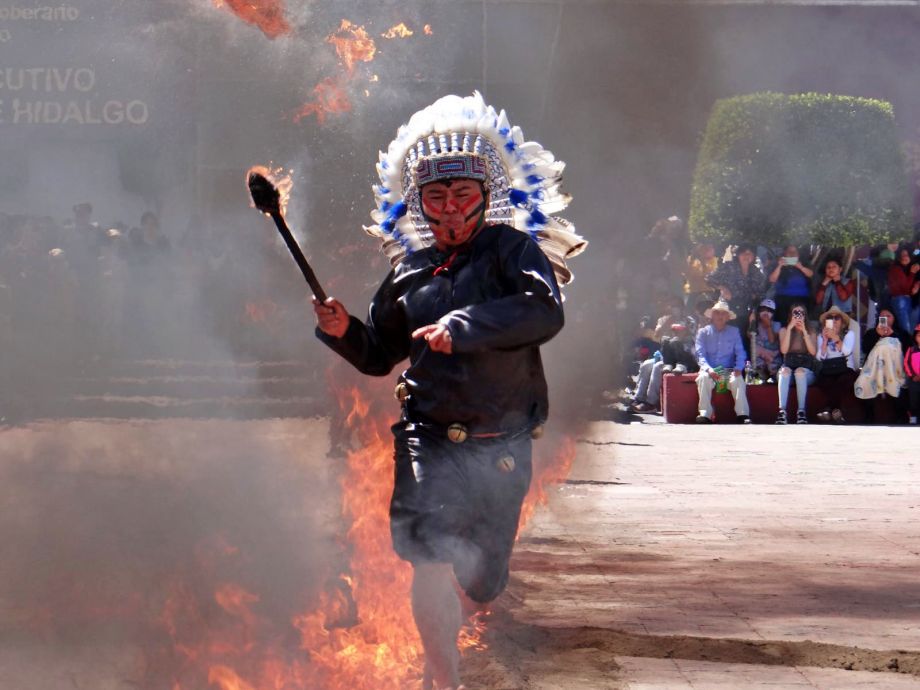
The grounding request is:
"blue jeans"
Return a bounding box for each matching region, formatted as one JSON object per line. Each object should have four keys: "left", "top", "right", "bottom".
{"left": 777, "top": 366, "right": 816, "bottom": 411}
{"left": 890, "top": 295, "right": 919, "bottom": 334}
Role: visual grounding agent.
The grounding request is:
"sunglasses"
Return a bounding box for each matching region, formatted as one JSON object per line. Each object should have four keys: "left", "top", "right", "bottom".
{"left": 792, "top": 310, "right": 806, "bottom": 317}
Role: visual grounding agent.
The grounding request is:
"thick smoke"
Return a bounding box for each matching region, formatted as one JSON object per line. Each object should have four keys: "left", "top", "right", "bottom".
{"left": 2, "top": 1, "right": 920, "bottom": 686}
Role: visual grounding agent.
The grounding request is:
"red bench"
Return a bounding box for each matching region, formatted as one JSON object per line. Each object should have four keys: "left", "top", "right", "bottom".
{"left": 660, "top": 373, "right": 890, "bottom": 424}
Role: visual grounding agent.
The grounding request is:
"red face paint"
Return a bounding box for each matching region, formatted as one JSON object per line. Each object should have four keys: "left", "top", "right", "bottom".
{"left": 420, "top": 179, "right": 487, "bottom": 249}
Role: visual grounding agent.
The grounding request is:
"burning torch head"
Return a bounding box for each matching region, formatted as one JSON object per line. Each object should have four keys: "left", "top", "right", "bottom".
{"left": 247, "top": 167, "right": 281, "bottom": 215}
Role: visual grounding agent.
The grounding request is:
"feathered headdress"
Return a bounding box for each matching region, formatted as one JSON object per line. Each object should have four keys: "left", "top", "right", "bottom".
{"left": 366, "top": 91, "right": 587, "bottom": 285}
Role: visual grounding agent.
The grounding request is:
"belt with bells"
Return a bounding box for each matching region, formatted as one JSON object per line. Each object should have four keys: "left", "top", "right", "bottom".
{"left": 394, "top": 380, "right": 543, "bottom": 472}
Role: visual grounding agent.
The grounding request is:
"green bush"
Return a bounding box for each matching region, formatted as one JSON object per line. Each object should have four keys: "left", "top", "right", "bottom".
{"left": 689, "top": 92, "right": 912, "bottom": 247}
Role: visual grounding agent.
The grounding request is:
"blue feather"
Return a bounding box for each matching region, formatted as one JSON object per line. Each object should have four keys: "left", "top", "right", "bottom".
{"left": 526, "top": 174, "right": 544, "bottom": 186}
{"left": 504, "top": 141, "right": 516, "bottom": 153}
{"left": 380, "top": 200, "right": 408, "bottom": 235}
{"left": 499, "top": 127, "right": 510, "bottom": 137}
{"left": 509, "top": 189, "right": 529, "bottom": 207}
{"left": 527, "top": 209, "right": 547, "bottom": 227}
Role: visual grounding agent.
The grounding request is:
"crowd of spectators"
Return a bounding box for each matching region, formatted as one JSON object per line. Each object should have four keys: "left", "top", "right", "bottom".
{"left": 0, "top": 201, "right": 329, "bottom": 408}
{"left": 623, "top": 216, "right": 920, "bottom": 425}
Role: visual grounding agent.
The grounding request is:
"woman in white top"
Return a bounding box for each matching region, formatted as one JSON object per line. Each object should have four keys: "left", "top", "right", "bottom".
{"left": 814, "top": 305, "right": 857, "bottom": 423}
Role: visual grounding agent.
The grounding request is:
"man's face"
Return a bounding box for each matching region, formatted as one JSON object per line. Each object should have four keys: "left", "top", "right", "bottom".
{"left": 825, "top": 261, "right": 840, "bottom": 279}
{"left": 420, "top": 178, "right": 487, "bottom": 249}
{"left": 710, "top": 310, "right": 730, "bottom": 330}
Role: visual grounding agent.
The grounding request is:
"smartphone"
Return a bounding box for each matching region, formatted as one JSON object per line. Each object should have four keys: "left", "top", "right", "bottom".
{"left": 825, "top": 319, "right": 834, "bottom": 330}
{"left": 783, "top": 256, "right": 798, "bottom": 266}
{"left": 879, "top": 316, "right": 889, "bottom": 328}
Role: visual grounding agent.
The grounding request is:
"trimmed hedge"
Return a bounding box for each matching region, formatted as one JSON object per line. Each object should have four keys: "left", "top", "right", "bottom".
{"left": 689, "top": 92, "right": 912, "bottom": 247}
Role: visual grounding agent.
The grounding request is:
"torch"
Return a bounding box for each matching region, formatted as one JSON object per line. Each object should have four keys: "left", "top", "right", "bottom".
{"left": 247, "top": 166, "right": 328, "bottom": 302}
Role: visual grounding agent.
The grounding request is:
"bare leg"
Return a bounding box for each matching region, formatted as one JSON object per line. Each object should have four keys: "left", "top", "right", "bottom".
{"left": 412, "top": 562, "right": 462, "bottom": 690}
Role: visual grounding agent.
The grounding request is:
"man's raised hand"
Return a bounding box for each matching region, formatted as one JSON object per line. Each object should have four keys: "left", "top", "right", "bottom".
{"left": 313, "top": 296, "right": 349, "bottom": 338}
{"left": 412, "top": 323, "right": 453, "bottom": 354}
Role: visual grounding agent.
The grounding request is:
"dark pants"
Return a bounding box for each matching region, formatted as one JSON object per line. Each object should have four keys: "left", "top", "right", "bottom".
{"left": 909, "top": 380, "right": 920, "bottom": 418}
{"left": 816, "top": 368, "right": 857, "bottom": 411}
{"left": 389, "top": 420, "right": 533, "bottom": 603}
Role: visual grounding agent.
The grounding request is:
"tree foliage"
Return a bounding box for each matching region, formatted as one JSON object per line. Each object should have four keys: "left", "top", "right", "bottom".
{"left": 689, "top": 92, "right": 912, "bottom": 247}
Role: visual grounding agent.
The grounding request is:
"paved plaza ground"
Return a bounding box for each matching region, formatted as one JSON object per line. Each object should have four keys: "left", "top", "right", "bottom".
{"left": 1, "top": 417, "right": 917, "bottom": 689}
{"left": 473, "top": 421, "right": 920, "bottom": 689}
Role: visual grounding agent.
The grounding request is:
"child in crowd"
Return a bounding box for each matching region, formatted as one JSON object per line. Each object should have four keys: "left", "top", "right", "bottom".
{"left": 904, "top": 324, "right": 920, "bottom": 425}
{"left": 753, "top": 299, "right": 782, "bottom": 381}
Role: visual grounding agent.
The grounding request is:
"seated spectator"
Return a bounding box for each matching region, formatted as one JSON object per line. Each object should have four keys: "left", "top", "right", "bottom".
{"left": 630, "top": 299, "right": 697, "bottom": 413}
{"left": 775, "top": 302, "right": 817, "bottom": 424}
{"left": 694, "top": 299, "right": 750, "bottom": 424}
{"left": 767, "top": 245, "right": 814, "bottom": 323}
{"left": 905, "top": 325, "right": 920, "bottom": 424}
{"left": 855, "top": 308, "right": 909, "bottom": 422}
{"left": 816, "top": 254, "right": 856, "bottom": 317}
{"left": 815, "top": 306, "right": 857, "bottom": 423}
{"left": 753, "top": 298, "right": 782, "bottom": 381}
{"left": 655, "top": 296, "right": 698, "bottom": 374}
{"left": 887, "top": 246, "right": 920, "bottom": 334}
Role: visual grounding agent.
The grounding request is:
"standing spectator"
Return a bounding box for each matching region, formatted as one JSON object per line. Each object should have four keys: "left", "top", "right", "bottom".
{"left": 647, "top": 216, "right": 688, "bottom": 301}
{"left": 693, "top": 299, "right": 750, "bottom": 424}
{"left": 705, "top": 244, "right": 766, "bottom": 339}
{"left": 684, "top": 242, "right": 719, "bottom": 308}
{"left": 814, "top": 306, "right": 857, "bottom": 423}
{"left": 855, "top": 308, "right": 909, "bottom": 423}
{"left": 753, "top": 299, "right": 782, "bottom": 381}
{"left": 887, "top": 246, "right": 920, "bottom": 334}
{"left": 767, "top": 244, "right": 814, "bottom": 322}
{"left": 816, "top": 255, "right": 856, "bottom": 317}
{"left": 775, "top": 302, "right": 817, "bottom": 424}
{"left": 904, "top": 324, "right": 920, "bottom": 424}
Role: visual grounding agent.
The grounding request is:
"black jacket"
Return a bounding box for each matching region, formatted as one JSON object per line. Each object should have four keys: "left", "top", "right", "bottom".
{"left": 317, "top": 224, "right": 564, "bottom": 433}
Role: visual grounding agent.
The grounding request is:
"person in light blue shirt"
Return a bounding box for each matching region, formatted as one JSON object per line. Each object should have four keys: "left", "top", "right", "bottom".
{"left": 694, "top": 299, "right": 750, "bottom": 423}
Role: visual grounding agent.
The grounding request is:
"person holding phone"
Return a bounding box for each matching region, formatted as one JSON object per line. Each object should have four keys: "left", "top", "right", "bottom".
{"left": 768, "top": 245, "right": 814, "bottom": 323}
{"left": 775, "top": 301, "right": 817, "bottom": 424}
{"left": 814, "top": 306, "right": 857, "bottom": 423}
{"left": 855, "top": 308, "right": 910, "bottom": 422}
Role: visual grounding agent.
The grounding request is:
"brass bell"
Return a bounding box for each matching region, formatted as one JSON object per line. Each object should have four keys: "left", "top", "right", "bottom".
{"left": 530, "top": 424, "right": 544, "bottom": 440}
{"left": 447, "top": 423, "right": 468, "bottom": 443}
{"left": 394, "top": 381, "right": 410, "bottom": 402}
{"left": 495, "top": 455, "right": 516, "bottom": 473}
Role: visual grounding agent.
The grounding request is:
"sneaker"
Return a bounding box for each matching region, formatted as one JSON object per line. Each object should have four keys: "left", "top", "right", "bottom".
{"left": 673, "top": 364, "right": 688, "bottom": 375}
{"left": 816, "top": 409, "right": 832, "bottom": 423}
{"left": 632, "top": 402, "right": 657, "bottom": 413}
{"left": 775, "top": 409, "right": 787, "bottom": 425}
{"left": 796, "top": 410, "right": 808, "bottom": 424}
{"left": 662, "top": 364, "right": 674, "bottom": 374}
{"left": 910, "top": 416, "right": 918, "bottom": 425}
{"left": 695, "top": 415, "right": 713, "bottom": 424}
{"left": 831, "top": 408, "right": 845, "bottom": 424}
{"left": 736, "top": 415, "right": 751, "bottom": 425}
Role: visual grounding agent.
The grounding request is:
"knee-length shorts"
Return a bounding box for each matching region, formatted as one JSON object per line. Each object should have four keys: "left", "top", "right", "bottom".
{"left": 389, "top": 420, "right": 533, "bottom": 603}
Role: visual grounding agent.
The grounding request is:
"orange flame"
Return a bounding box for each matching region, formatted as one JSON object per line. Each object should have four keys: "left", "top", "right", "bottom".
{"left": 247, "top": 165, "right": 293, "bottom": 217}
{"left": 213, "top": 0, "right": 291, "bottom": 39}
{"left": 381, "top": 23, "right": 413, "bottom": 39}
{"left": 519, "top": 435, "right": 577, "bottom": 531}
{"left": 326, "top": 19, "right": 377, "bottom": 75}
{"left": 152, "top": 381, "right": 574, "bottom": 690}
{"left": 215, "top": 585, "right": 260, "bottom": 627}
{"left": 293, "top": 77, "right": 352, "bottom": 125}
